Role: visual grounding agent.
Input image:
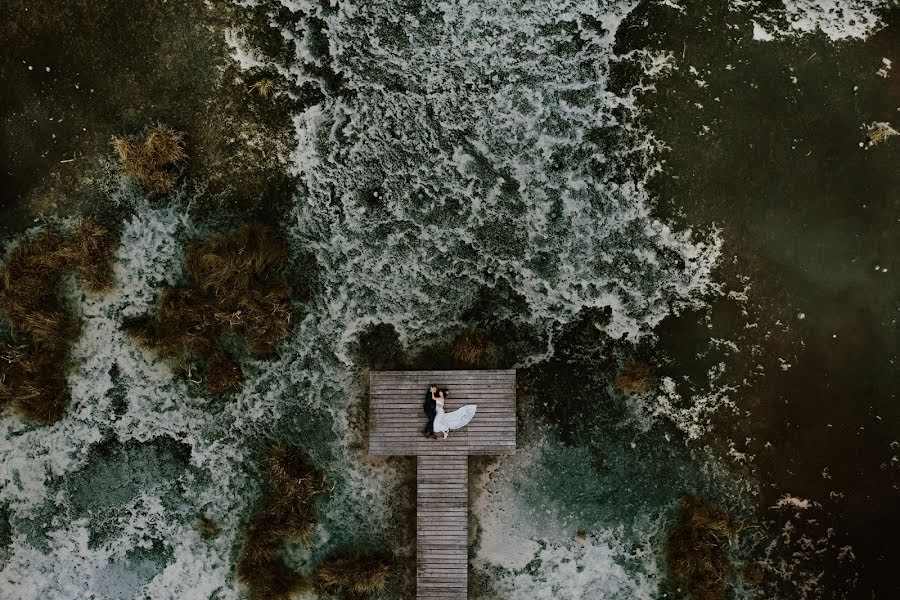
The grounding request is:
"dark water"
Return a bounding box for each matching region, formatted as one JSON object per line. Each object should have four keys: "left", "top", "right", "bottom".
{"left": 0, "top": 0, "right": 293, "bottom": 233}
{"left": 618, "top": 3, "right": 900, "bottom": 596}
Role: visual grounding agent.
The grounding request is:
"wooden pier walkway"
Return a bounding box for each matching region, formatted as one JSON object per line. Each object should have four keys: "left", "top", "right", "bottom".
{"left": 368, "top": 370, "right": 516, "bottom": 599}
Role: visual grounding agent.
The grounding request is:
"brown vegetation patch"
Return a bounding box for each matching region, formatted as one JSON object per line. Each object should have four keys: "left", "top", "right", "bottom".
{"left": 203, "top": 352, "right": 244, "bottom": 394}
{"left": 314, "top": 551, "right": 392, "bottom": 599}
{"left": 452, "top": 327, "right": 492, "bottom": 366}
{"left": 197, "top": 516, "right": 220, "bottom": 538}
{"left": 236, "top": 444, "right": 328, "bottom": 600}
{"left": 665, "top": 494, "right": 743, "bottom": 600}
{"left": 0, "top": 223, "right": 118, "bottom": 423}
{"left": 126, "top": 223, "right": 293, "bottom": 392}
{"left": 615, "top": 360, "right": 654, "bottom": 395}
{"left": 741, "top": 561, "right": 764, "bottom": 586}
{"left": 112, "top": 123, "right": 187, "bottom": 194}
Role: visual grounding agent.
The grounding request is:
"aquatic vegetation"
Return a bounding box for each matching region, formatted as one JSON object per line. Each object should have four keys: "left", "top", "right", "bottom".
{"left": 863, "top": 121, "right": 898, "bottom": 149}
{"left": 0, "top": 344, "right": 68, "bottom": 422}
{"left": 125, "top": 223, "right": 293, "bottom": 388}
{"left": 665, "top": 495, "right": 743, "bottom": 600}
{"left": 249, "top": 78, "right": 274, "bottom": 98}
{"left": 111, "top": 123, "right": 187, "bottom": 194}
{"left": 196, "top": 516, "right": 220, "bottom": 538}
{"left": 615, "top": 360, "right": 655, "bottom": 395}
{"left": 314, "top": 551, "right": 392, "bottom": 599}
{"left": 452, "top": 327, "right": 493, "bottom": 367}
{"left": 184, "top": 223, "right": 293, "bottom": 356}
{"left": 203, "top": 351, "right": 243, "bottom": 393}
{"left": 236, "top": 444, "right": 328, "bottom": 599}
{"left": 0, "top": 223, "right": 117, "bottom": 423}
{"left": 742, "top": 561, "right": 765, "bottom": 586}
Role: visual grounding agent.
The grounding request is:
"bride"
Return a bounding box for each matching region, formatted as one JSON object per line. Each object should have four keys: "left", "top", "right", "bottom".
{"left": 432, "top": 389, "right": 477, "bottom": 440}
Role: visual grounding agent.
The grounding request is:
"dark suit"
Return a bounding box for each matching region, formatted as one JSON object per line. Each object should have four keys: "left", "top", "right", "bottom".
{"left": 423, "top": 390, "right": 437, "bottom": 435}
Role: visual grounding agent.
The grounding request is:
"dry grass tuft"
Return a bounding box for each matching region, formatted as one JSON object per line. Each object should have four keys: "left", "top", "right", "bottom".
{"left": 314, "top": 551, "right": 392, "bottom": 599}
{"left": 741, "top": 562, "right": 764, "bottom": 586}
{"left": 204, "top": 352, "right": 243, "bottom": 394}
{"left": 197, "top": 516, "right": 220, "bottom": 538}
{"left": 864, "top": 121, "right": 898, "bottom": 149}
{"left": 128, "top": 224, "right": 293, "bottom": 391}
{"left": 0, "top": 344, "right": 69, "bottom": 423}
{"left": 615, "top": 360, "right": 654, "bottom": 395}
{"left": 249, "top": 79, "right": 275, "bottom": 98}
{"left": 0, "top": 232, "right": 76, "bottom": 347}
{"left": 112, "top": 123, "right": 187, "bottom": 193}
{"left": 63, "top": 221, "right": 119, "bottom": 293}
{"left": 184, "top": 223, "right": 292, "bottom": 356}
{"left": 265, "top": 443, "right": 328, "bottom": 542}
{"left": 236, "top": 444, "right": 328, "bottom": 600}
{"left": 452, "top": 327, "right": 492, "bottom": 366}
{"left": 665, "top": 494, "right": 743, "bottom": 600}
{"left": 0, "top": 223, "right": 118, "bottom": 423}
{"left": 235, "top": 555, "right": 306, "bottom": 600}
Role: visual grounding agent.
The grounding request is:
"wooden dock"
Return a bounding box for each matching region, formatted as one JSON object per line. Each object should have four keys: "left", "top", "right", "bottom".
{"left": 417, "top": 454, "right": 468, "bottom": 598}
{"left": 368, "top": 370, "right": 516, "bottom": 599}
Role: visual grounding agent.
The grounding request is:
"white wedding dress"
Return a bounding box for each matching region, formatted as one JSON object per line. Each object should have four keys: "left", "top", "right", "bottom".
{"left": 433, "top": 398, "right": 477, "bottom": 439}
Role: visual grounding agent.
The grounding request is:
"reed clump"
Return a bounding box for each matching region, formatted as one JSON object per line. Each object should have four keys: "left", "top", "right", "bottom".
{"left": 112, "top": 123, "right": 187, "bottom": 193}
{"left": 863, "top": 121, "right": 898, "bottom": 149}
{"left": 665, "top": 494, "right": 743, "bottom": 600}
{"left": 197, "top": 516, "right": 220, "bottom": 538}
{"left": 0, "top": 223, "right": 118, "bottom": 423}
{"left": 236, "top": 444, "right": 328, "bottom": 600}
{"left": 249, "top": 79, "right": 274, "bottom": 98}
{"left": 126, "top": 224, "right": 292, "bottom": 392}
{"left": 452, "top": 327, "right": 492, "bottom": 366}
{"left": 615, "top": 360, "right": 654, "bottom": 395}
{"left": 314, "top": 551, "right": 392, "bottom": 599}
{"left": 741, "top": 561, "right": 764, "bottom": 586}
{"left": 203, "top": 352, "right": 244, "bottom": 393}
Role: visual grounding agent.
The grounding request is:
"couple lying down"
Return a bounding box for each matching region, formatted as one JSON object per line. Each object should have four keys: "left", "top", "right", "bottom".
{"left": 421, "top": 384, "right": 476, "bottom": 440}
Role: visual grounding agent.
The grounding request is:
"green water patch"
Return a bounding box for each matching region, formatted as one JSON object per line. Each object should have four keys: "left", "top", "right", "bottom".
{"left": 0, "top": 505, "right": 10, "bottom": 566}
{"left": 63, "top": 437, "right": 192, "bottom": 548}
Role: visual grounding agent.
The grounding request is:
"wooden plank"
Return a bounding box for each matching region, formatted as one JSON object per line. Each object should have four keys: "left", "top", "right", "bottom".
{"left": 416, "top": 454, "right": 468, "bottom": 600}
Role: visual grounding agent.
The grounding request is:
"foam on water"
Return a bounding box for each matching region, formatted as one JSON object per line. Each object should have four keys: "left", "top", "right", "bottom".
{"left": 0, "top": 206, "right": 247, "bottom": 598}
{"left": 740, "top": 0, "right": 888, "bottom": 41}
{"left": 470, "top": 434, "right": 661, "bottom": 599}
{"left": 230, "top": 0, "right": 722, "bottom": 351}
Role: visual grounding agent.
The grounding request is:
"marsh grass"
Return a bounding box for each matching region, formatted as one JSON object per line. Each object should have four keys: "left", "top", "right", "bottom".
{"left": 112, "top": 123, "right": 187, "bottom": 193}
{"left": 249, "top": 79, "right": 274, "bottom": 98}
{"left": 741, "top": 561, "right": 764, "bottom": 586}
{"left": 127, "top": 224, "right": 293, "bottom": 392}
{"left": 864, "top": 121, "right": 898, "bottom": 149}
{"left": 665, "top": 494, "right": 743, "bottom": 600}
{"left": 452, "top": 327, "right": 492, "bottom": 366}
{"left": 0, "top": 223, "right": 117, "bottom": 422}
{"left": 615, "top": 360, "right": 654, "bottom": 395}
{"left": 203, "top": 352, "right": 243, "bottom": 393}
{"left": 314, "top": 551, "right": 392, "bottom": 599}
{"left": 236, "top": 444, "right": 328, "bottom": 600}
{"left": 197, "top": 516, "right": 220, "bottom": 538}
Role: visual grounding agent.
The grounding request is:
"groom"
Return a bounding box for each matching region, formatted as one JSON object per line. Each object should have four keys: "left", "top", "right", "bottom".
{"left": 422, "top": 384, "right": 438, "bottom": 439}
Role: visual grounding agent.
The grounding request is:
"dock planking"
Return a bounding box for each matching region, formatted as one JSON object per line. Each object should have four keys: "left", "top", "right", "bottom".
{"left": 368, "top": 370, "right": 516, "bottom": 457}
{"left": 369, "top": 370, "right": 517, "bottom": 599}
{"left": 417, "top": 454, "right": 468, "bottom": 599}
